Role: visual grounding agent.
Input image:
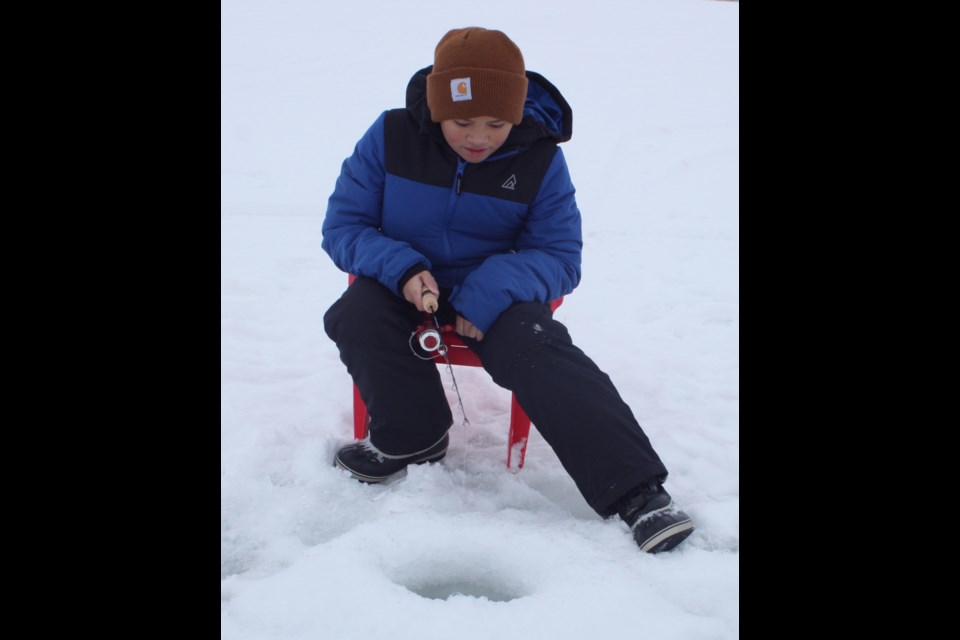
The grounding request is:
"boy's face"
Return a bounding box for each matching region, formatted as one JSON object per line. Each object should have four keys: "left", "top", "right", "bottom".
{"left": 440, "top": 117, "right": 513, "bottom": 163}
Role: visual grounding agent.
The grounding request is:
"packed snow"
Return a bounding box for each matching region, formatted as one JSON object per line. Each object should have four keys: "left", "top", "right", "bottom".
{"left": 221, "top": 0, "right": 739, "bottom": 638}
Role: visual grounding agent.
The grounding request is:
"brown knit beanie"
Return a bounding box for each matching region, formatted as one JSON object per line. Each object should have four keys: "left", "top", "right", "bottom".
{"left": 426, "top": 28, "right": 528, "bottom": 125}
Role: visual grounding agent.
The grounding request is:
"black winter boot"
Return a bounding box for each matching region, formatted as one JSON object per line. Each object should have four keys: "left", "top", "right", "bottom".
{"left": 334, "top": 433, "right": 449, "bottom": 483}
{"left": 617, "top": 481, "right": 694, "bottom": 553}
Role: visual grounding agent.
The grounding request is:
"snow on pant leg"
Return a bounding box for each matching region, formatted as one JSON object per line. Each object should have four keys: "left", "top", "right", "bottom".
{"left": 470, "top": 302, "right": 668, "bottom": 517}
{"left": 323, "top": 278, "right": 452, "bottom": 455}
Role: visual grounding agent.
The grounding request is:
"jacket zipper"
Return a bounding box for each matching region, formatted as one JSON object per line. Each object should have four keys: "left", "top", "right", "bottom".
{"left": 443, "top": 158, "right": 467, "bottom": 265}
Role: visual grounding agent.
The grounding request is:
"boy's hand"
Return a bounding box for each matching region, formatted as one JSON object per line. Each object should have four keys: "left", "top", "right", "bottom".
{"left": 402, "top": 270, "right": 439, "bottom": 312}
{"left": 456, "top": 316, "right": 484, "bottom": 342}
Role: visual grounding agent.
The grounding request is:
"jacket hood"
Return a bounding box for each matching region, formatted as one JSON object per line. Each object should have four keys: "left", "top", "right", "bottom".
{"left": 406, "top": 65, "right": 573, "bottom": 146}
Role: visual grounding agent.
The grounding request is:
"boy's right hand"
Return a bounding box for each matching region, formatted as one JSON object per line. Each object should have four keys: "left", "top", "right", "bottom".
{"left": 402, "top": 270, "right": 440, "bottom": 312}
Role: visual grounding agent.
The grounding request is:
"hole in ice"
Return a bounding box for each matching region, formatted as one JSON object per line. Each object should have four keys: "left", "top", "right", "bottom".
{"left": 390, "top": 558, "right": 529, "bottom": 603}
{"left": 402, "top": 578, "right": 524, "bottom": 602}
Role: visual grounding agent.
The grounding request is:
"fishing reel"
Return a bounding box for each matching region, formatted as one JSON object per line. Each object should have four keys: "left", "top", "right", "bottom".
{"left": 411, "top": 288, "right": 447, "bottom": 356}
{"left": 413, "top": 323, "right": 446, "bottom": 356}
{"left": 417, "top": 325, "right": 443, "bottom": 353}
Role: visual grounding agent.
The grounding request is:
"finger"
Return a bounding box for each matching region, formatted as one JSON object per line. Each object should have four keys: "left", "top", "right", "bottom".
{"left": 422, "top": 289, "right": 438, "bottom": 313}
{"left": 421, "top": 271, "right": 439, "bottom": 296}
{"left": 403, "top": 280, "right": 424, "bottom": 311}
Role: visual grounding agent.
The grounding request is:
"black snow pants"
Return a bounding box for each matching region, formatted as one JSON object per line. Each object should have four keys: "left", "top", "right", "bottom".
{"left": 323, "top": 277, "right": 669, "bottom": 517}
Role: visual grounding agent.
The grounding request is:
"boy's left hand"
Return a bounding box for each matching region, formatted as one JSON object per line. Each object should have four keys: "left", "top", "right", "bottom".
{"left": 456, "top": 315, "right": 485, "bottom": 342}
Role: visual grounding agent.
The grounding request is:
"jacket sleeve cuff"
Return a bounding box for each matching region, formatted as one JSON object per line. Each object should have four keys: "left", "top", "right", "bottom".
{"left": 397, "top": 263, "right": 429, "bottom": 294}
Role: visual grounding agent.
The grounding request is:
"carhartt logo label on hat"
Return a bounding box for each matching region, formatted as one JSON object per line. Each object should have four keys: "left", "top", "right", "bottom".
{"left": 450, "top": 77, "right": 472, "bottom": 102}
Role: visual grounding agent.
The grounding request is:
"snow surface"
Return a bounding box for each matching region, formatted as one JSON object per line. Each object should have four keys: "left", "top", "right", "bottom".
{"left": 221, "top": 0, "right": 739, "bottom": 638}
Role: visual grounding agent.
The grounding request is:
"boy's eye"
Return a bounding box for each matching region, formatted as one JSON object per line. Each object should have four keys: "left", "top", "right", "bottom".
{"left": 489, "top": 123, "right": 505, "bottom": 129}
{"left": 455, "top": 121, "right": 471, "bottom": 127}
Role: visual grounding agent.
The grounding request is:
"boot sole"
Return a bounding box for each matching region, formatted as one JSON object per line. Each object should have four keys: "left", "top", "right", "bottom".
{"left": 637, "top": 516, "right": 695, "bottom": 553}
{"left": 334, "top": 450, "right": 447, "bottom": 484}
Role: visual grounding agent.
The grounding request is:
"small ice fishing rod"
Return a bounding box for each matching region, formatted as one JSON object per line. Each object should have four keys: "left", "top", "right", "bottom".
{"left": 411, "top": 288, "right": 469, "bottom": 426}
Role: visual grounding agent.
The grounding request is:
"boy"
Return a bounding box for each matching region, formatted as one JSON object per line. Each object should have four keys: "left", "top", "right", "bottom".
{"left": 322, "top": 27, "right": 694, "bottom": 553}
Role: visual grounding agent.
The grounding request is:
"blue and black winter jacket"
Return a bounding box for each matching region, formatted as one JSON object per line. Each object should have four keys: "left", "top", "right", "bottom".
{"left": 322, "top": 65, "right": 582, "bottom": 333}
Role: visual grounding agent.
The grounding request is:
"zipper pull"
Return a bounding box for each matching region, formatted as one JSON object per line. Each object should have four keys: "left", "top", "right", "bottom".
{"left": 455, "top": 159, "right": 465, "bottom": 195}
